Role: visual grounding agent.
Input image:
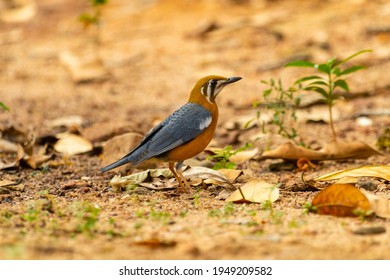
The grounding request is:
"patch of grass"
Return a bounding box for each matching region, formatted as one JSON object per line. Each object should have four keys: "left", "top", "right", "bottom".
{"left": 71, "top": 201, "right": 101, "bottom": 236}
{"left": 208, "top": 202, "right": 236, "bottom": 218}
{"left": 261, "top": 200, "right": 284, "bottom": 224}
{"left": 207, "top": 143, "right": 252, "bottom": 170}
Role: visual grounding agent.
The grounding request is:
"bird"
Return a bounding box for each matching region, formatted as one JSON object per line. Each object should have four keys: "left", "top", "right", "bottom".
{"left": 101, "top": 75, "right": 242, "bottom": 193}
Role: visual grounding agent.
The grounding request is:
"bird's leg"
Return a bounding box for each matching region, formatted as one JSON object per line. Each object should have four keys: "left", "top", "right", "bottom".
{"left": 169, "top": 162, "right": 193, "bottom": 194}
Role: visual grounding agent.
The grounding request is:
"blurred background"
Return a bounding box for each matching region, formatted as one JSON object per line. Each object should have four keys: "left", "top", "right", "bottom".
{"left": 0, "top": 0, "right": 389, "bottom": 136}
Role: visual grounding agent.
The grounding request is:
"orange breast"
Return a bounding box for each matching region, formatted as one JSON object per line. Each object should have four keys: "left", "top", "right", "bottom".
{"left": 166, "top": 103, "right": 218, "bottom": 162}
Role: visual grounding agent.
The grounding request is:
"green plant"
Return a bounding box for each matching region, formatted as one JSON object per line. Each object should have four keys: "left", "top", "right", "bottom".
{"left": 285, "top": 50, "right": 372, "bottom": 141}
{"left": 208, "top": 202, "right": 236, "bottom": 218}
{"left": 207, "top": 143, "right": 252, "bottom": 170}
{"left": 261, "top": 199, "right": 283, "bottom": 224}
{"left": 376, "top": 127, "right": 390, "bottom": 152}
{"left": 254, "top": 78, "right": 302, "bottom": 145}
{"left": 71, "top": 201, "right": 101, "bottom": 236}
{"left": 79, "top": 0, "right": 109, "bottom": 45}
{"left": 0, "top": 102, "right": 9, "bottom": 111}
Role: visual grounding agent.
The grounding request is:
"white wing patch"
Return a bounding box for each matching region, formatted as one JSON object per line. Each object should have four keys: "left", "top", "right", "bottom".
{"left": 198, "top": 115, "right": 212, "bottom": 130}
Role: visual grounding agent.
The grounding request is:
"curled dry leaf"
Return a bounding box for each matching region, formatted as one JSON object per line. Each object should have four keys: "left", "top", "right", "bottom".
{"left": 260, "top": 140, "right": 382, "bottom": 161}
{"left": 218, "top": 169, "right": 243, "bottom": 183}
{"left": 182, "top": 166, "right": 233, "bottom": 187}
{"left": 0, "top": 144, "right": 24, "bottom": 170}
{"left": 0, "top": 179, "right": 24, "bottom": 192}
{"left": 261, "top": 142, "right": 325, "bottom": 160}
{"left": 316, "top": 165, "right": 390, "bottom": 182}
{"left": 311, "top": 184, "right": 372, "bottom": 217}
{"left": 361, "top": 190, "right": 390, "bottom": 219}
{"left": 109, "top": 166, "right": 232, "bottom": 192}
{"left": 226, "top": 179, "right": 279, "bottom": 203}
{"left": 229, "top": 148, "right": 259, "bottom": 164}
{"left": 54, "top": 133, "right": 93, "bottom": 155}
{"left": 109, "top": 168, "right": 173, "bottom": 192}
{"left": 0, "top": 139, "right": 18, "bottom": 153}
{"left": 320, "top": 140, "right": 382, "bottom": 160}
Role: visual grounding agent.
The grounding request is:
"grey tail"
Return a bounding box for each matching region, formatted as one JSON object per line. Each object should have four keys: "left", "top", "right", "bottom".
{"left": 101, "top": 156, "right": 132, "bottom": 172}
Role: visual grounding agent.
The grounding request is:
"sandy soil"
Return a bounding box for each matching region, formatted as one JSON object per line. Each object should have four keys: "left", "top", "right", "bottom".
{"left": 0, "top": 0, "right": 389, "bottom": 260}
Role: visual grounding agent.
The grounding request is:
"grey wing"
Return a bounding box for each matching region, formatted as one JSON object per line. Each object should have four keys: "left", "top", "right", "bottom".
{"left": 131, "top": 103, "right": 212, "bottom": 165}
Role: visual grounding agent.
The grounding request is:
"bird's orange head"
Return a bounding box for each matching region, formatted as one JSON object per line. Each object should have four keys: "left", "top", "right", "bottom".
{"left": 188, "top": 75, "right": 242, "bottom": 104}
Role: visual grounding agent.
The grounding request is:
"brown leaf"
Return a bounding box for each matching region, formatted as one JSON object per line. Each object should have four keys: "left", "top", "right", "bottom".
{"left": 260, "top": 140, "right": 382, "bottom": 161}
{"left": 226, "top": 179, "right": 279, "bottom": 203}
{"left": 0, "top": 144, "right": 24, "bottom": 170}
{"left": 0, "top": 179, "right": 24, "bottom": 191}
{"left": 183, "top": 166, "right": 233, "bottom": 187}
{"left": 311, "top": 184, "right": 372, "bottom": 217}
{"left": 229, "top": 148, "right": 259, "bottom": 164}
{"left": 316, "top": 165, "right": 390, "bottom": 182}
{"left": 0, "top": 139, "right": 18, "bottom": 153}
{"left": 101, "top": 132, "right": 144, "bottom": 172}
{"left": 320, "top": 140, "right": 382, "bottom": 159}
{"left": 54, "top": 133, "right": 93, "bottom": 155}
{"left": 261, "top": 142, "right": 326, "bottom": 160}
{"left": 361, "top": 190, "right": 390, "bottom": 219}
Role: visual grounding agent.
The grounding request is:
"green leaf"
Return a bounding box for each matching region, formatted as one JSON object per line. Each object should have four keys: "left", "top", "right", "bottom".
{"left": 326, "top": 58, "right": 336, "bottom": 68}
{"left": 294, "top": 75, "right": 323, "bottom": 85}
{"left": 334, "top": 79, "right": 349, "bottom": 92}
{"left": 0, "top": 102, "right": 9, "bottom": 111}
{"left": 285, "top": 61, "right": 315, "bottom": 68}
{"left": 337, "top": 65, "right": 365, "bottom": 76}
{"left": 333, "top": 49, "right": 372, "bottom": 67}
{"left": 304, "top": 86, "right": 328, "bottom": 98}
{"left": 307, "top": 80, "right": 328, "bottom": 87}
{"left": 315, "top": 63, "right": 331, "bottom": 74}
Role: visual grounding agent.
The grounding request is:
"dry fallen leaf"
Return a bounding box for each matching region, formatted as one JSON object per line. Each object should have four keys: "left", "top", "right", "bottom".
{"left": 0, "top": 179, "right": 24, "bottom": 192}
{"left": 226, "top": 179, "right": 279, "bottom": 203}
{"left": 320, "top": 140, "right": 382, "bottom": 159}
{"left": 0, "top": 144, "right": 24, "bottom": 170}
{"left": 261, "top": 142, "right": 325, "bottom": 160}
{"left": 0, "top": 139, "right": 18, "bottom": 153}
{"left": 183, "top": 166, "right": 233, "bottom": 187}
{"left": 101, "top": 132, "right": 144, "bottom": 172}
{"left": 361, "top": 190, "right": 390, "bottom": 219}
{"left": 311, "top": 184, "right": 372, "bottom": 217}
{"left": 218, "top": 169, "right": 243, "bottom": 183}
{"left": 229, "top": 148, "right": 259, "bottom": 164}
{"left": 109, "top": 168, "right": 174, "bottom": 192}
{"left": 54, "top": 133, "right": 93, "bottom": 155}
{"left": 261, "top": 140, "right": 382, "bottom": 161}
{"left": 316, "top": 165, "right": 390, "bottom": 182}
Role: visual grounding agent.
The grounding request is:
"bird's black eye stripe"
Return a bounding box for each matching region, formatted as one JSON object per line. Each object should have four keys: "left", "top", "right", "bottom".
{"left": 209, "top": 79, "right": 217, "bottom": 95}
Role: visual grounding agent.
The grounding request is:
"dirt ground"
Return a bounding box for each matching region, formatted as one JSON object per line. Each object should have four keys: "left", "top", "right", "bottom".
{"left": 0, "top": 0, "right": 390, "bottom": 260}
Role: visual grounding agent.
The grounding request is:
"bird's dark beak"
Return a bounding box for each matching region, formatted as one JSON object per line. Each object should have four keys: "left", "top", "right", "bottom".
{"left": 224, "top": 77, "right": 242, "bottom": 84}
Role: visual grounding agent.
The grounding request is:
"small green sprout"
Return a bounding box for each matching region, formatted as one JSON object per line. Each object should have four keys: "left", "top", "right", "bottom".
{"left": 207, "top": 143, "right": 252, "bottom": 170}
